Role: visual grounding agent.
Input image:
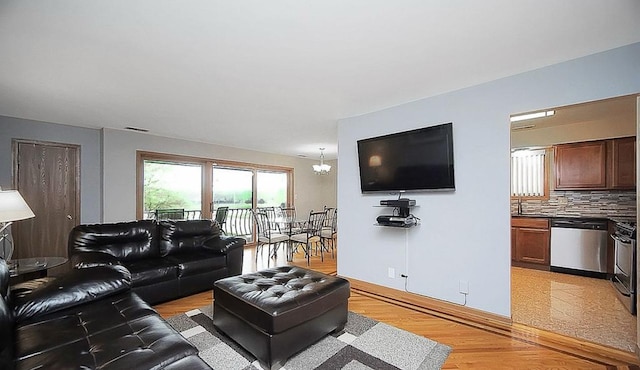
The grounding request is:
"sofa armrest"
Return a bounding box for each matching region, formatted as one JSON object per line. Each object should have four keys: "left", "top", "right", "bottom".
{"left": 70, "top": 251, "right": 122, "bottom": 269}
{"left": 203, "top": 236, "right": 246, "bottom": 254}
{"left": 204, "top": 236, "right": 245, "bottom": 276}
{"left": 14, "top": 265, "right": 131, "bottom": 323}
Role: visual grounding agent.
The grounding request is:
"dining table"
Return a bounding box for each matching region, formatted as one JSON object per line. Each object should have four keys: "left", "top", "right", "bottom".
{"left": 273, "top": 216, "right": 307, "bottom": 261}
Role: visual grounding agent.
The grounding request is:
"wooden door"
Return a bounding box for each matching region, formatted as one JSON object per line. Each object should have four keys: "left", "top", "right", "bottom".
{"left": 12, "top": 140, "right": 80, "bottom": 275}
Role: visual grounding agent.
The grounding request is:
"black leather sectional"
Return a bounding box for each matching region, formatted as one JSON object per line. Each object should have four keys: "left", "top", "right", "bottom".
{"left": 69, "top": 219, "right": 246, "bottom": 305}
{"left": 0, "top": 259, "right": 211, "bottom": 370}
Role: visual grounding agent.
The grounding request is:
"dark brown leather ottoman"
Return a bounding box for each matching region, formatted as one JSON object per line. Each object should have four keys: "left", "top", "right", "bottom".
{"left": 212, "top": 266, "right": 350, "bottom": 370}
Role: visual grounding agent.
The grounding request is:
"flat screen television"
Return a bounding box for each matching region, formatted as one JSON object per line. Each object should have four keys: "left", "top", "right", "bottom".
{"left": 357, "top": 123, "right": 455, "bottom": 193}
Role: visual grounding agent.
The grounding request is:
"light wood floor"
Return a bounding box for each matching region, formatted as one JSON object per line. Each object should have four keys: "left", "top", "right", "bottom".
{"left": 155, "top": 245, "right": 640, "bottom": 369}
{"left": 512, "top": 266, "right": 637, "bottom": 352}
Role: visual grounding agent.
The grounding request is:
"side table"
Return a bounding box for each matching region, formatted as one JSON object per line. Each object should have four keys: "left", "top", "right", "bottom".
{"left": 9, "top": 256, "right": 68, "bottom": 285}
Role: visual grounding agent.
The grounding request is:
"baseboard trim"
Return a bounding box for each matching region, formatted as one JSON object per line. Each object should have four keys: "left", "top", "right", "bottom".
{"left": 346, "top": 276, "right": 640, "bottom": 366}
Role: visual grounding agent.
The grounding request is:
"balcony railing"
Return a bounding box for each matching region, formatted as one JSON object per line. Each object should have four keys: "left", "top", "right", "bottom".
{"left": 143, "top": 208, "right": 253, "bottom": 242}
{"left": 143, "top": 209, "right": 202, "bottom": 220}
{"left": 224, "top": 208, "right": 254, "bottom": 241}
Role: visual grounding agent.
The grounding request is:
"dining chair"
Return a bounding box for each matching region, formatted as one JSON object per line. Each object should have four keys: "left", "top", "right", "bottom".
{"left": 290, "top": 210, "right": 326, "bottom": 265}
{"left": 214, "top": 206, "right": 229, "bottom": 234}
{"left": 252, "top": 210, "right": 289, "bottom": 266}
{"left": 256, "top": 206, "right": 281, "bottom": 233}
{"left": 321, "top": 207, "right": 337, "bottom": 258}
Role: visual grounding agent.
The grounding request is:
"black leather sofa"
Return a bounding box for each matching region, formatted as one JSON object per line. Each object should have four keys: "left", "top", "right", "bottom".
{"left": 69, "top": 219, "right": 246, "bottom": 305}
{"left": 0, "top": 259, "right": 211, "bottom": 370}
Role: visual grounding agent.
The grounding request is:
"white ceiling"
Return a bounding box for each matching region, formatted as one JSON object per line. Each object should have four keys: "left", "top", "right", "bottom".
{"left": 1, "top": 1, "right": 639, "bottom": 160}
{"left": 511, "top": 94, "right": 638, "bottom": 131}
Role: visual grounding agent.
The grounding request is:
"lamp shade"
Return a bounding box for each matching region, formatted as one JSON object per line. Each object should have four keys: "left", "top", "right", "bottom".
{"left": 0, "top": 190, "right": 35, "bottom": 223}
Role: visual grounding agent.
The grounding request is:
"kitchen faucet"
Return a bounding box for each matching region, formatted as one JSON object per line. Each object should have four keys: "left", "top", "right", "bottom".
{"left": 517, "top": 198, "right": 523, "bottom": 215}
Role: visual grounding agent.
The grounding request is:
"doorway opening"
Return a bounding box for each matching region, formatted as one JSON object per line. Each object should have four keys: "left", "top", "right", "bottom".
{"left": 509, "top": 94, "right": 639, "bottom": 352}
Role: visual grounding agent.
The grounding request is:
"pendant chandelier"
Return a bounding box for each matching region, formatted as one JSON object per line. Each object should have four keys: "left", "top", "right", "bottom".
{"left": 312, "top": 148, "right": 331, "bottom": 175}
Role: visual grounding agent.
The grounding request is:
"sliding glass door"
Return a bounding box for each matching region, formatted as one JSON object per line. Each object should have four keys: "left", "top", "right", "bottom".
{"left": 212, "top": 167, "right": 253, "bottom": 210}
{"left": 136, "top": 151, "right": 293, "bottom": 245}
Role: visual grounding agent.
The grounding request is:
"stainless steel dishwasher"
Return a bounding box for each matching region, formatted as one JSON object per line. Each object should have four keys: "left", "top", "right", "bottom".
{"left": 550, "top": 218, "right": 608, "bottom": 276}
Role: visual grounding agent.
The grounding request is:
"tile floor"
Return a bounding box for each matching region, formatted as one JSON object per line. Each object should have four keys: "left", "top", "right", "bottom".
{"left": 511, "top": 267, "right": 637, "bottom": 352}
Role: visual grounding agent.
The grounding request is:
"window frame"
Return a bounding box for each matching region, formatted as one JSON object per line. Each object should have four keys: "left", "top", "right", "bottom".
{"left": 510, "top": 147, "right": 551, "bottom": 201}
{"left": 136, "top": 151, "right": 294, "bottom": 220}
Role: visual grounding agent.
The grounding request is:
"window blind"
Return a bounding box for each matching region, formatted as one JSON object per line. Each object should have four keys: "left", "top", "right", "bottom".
{"left": 511, "top": 149, "right": 545, "bottom": 197}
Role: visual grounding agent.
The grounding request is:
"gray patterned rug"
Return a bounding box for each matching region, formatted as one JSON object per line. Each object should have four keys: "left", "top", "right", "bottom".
{"left": 166, "top": 305, "right": 451, "bottom": 370}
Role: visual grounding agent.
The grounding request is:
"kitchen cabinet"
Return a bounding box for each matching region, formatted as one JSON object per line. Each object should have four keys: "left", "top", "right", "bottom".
{"left": 554, "top": 140, "right": 607, "bottom": 189}
{"left": 609, "top": 136, "right": 636, "bottom": 189}
{"left": 554, "top": 137, "right": 636, "bottom": 190}
{"left": 512, "top": 217, "right": 550, "bottom": 270}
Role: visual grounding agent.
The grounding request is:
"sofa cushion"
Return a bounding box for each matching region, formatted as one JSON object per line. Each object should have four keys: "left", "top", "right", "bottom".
{"left": 122, "top": 259, "right": 178, "bottom": 287}
{"left": 68, "top": 220, "right": 159, "bottom": 262}
{"left": 14, "top": 265, "right": 131, "bottom": 323}
{"left": 15, "top": 314, "right": 198, "bottom": 370}
{"left": 159, "top": 220, "right": 220, "bottom": 256}
{"left": 167, "top": 252, "right": 227, "bottom": 277}
{"left": 15, "top": 292, "right": 156, "bottom": 358}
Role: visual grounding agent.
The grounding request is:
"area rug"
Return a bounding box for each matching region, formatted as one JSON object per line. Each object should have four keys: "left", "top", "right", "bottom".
{"left": 166, "top": 305, "right": 451, "bottom": 370}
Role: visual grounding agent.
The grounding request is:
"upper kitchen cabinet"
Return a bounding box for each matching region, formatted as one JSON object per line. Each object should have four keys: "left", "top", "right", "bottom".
{"left": 554, "top": 137, "right": 636, "bottom": 190}
{"left": 609, "top": 136, "right": 636, "bottom": 189}
{"left": 554, "top": 140, "right": 607, "bottom": 189}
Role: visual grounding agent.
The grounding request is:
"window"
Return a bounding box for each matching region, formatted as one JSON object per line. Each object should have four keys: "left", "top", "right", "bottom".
{"left": 143, "top": 161, "right": 202, "bottom": 220}
{"left": 256, "top": 171, "right": 288, "bottom": 208}
{"left": 511, "top": 148, "right": 549, "bottom": 198}
{"left": 136, "top": 152, "right": 293, "bottom": 242}
{"left": 212, "top": 167, "right": 253, "bottom": 209}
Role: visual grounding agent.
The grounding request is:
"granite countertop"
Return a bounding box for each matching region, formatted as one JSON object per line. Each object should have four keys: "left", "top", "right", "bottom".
{"left": 511, "top": 213, "right": 636, "bottom": 224}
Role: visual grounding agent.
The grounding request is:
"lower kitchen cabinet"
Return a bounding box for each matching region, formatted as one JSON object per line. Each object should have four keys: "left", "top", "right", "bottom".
{"left": 512, "top": 217, "right": 550, "bottom": 269}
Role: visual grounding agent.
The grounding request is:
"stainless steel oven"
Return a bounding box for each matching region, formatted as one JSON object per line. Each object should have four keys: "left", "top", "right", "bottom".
{"left": 611, "top": 222, "right": 637, "bottom": 315}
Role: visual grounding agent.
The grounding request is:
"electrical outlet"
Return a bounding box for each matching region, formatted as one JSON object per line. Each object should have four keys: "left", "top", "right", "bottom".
{"left": 459, "top": 280, "right": 469, "bottom": 294}
{"left": 388, "top": 267, "right": 395, "bottom": 279}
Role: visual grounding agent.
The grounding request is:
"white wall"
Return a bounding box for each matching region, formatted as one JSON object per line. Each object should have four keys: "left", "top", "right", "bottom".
{"left": 337, "top": 42, "right": 640, "bottom": 317}
{"left": 103, "top": 129, "right": 336, "bottom": 222}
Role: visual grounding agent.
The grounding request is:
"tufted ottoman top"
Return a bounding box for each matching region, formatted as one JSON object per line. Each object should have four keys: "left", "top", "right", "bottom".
{"left": 213, "top": 266, "right": 350, "bottom": 334}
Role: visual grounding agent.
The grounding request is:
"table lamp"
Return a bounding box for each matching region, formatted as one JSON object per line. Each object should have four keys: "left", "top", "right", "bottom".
{"left": 0, "top": 190, "right": 35, "bottom": 264}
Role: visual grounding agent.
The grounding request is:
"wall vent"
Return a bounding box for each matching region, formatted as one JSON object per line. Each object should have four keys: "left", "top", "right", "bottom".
{"left": 125, "top": 126, "right": 149, "bottom": 132}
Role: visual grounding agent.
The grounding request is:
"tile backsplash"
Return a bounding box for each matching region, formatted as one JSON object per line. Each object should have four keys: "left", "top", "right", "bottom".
{"left": 511, "top": 190, "right": 636, "bottom": 218}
